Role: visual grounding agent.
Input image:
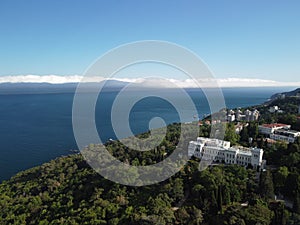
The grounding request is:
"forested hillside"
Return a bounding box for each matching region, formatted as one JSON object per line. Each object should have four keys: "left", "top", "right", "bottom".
{"left": 0, "top": 153, "right": 281, "bottom": 225}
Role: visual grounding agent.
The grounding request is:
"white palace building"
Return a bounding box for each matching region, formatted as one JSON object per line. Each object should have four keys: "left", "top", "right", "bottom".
{"left": 188, "top": 137, "right": 264, "bottom": 170}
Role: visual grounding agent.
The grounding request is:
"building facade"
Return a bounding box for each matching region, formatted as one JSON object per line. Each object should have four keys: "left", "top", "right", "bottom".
{"left": 188, "top": 137, "right": 264, "bottom": 169}
{"left": 258, "top": 123, "right": 291, "bottom": 135}
{"left": 227, "top": 109, "right": 259, "bottom": 122}
{"left": 259, "top": 123, "right": 300, "bottom": 143}
{"left": 269, "top": 129, "right": 300, "bottom": 143}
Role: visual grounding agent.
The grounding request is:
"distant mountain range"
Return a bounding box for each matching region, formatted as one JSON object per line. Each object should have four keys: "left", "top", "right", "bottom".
{"left": 0, "top": 80, "right": 129, "bottom": 94}
{"left": 0, "top": 82, "right": 298, "bottom": 95}
{"left": 1, "top": 75, "right": 300, "bottom": 88}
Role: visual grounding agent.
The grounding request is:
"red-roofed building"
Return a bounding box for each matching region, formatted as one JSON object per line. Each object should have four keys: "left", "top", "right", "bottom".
{"left": 258, "top": 123, "right": 291, "bottom": 135}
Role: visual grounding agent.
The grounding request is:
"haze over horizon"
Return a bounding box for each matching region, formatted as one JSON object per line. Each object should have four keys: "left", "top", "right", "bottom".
{"left": 0, "top": 75, "right": 299, "bottom": 88}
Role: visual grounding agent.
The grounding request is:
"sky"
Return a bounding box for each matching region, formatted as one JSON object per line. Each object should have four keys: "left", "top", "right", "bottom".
{"left": 0, "top": 0, "right": 299, "bottom": 85}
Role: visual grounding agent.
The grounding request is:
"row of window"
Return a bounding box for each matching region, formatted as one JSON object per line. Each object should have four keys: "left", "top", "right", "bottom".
{"left": 226, "top": 159, "right": 235, "bottom": 164}
{"left": 237, "top": 160, "right": 249, "bottom": 166}
{"left": 192, "top": 147, "right": 261, "bottom": 162}
{"left": 236, "top": 155, "right": 251, "bottom": 162}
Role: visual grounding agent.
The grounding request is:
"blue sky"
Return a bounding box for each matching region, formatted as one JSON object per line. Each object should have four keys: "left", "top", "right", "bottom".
{"left": 0, "top": 0, "right": 299, "bottom": 82}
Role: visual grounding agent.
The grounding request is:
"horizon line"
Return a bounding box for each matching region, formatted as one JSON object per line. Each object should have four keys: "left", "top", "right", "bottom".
{"left": 0, "top": 75, "right": 299, "bottom": 88}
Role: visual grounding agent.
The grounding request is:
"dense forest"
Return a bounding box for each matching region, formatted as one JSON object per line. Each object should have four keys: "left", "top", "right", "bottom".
{"left": 1, "top": 94, "right": 300, "bottom": 224}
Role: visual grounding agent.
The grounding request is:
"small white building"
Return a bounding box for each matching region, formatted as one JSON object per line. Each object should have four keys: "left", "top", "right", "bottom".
{"left": 258, "top": 123, "right": 291, "bottom": 135}
{"left": 270, "top": 129, "right": 300, "bottom": 143}
{"left": 250, "top": 109, "right": 260, "bottom": 121}
{"left": 188, "top": 137, "right": 264, "bottom": 170}
{"left": 235, "top": 123, "right": 246, "bottom": 134}
{"left": 269, "top": 106, "right": 279, "bottom": 113}
{"left": 227, "top": 114, "right": 236, "bottom": 122}
{"left": 235, "top": 109, "right": 242, "bottom": 121}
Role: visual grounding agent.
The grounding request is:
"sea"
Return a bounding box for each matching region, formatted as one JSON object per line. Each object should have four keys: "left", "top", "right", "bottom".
{"left": 0, "top": 85, "right": 295, "bottom": 181}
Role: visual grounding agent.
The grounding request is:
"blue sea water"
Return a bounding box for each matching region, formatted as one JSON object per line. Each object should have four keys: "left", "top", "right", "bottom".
{"left": 0, "top": 86, "right": 295, "bottom": 181}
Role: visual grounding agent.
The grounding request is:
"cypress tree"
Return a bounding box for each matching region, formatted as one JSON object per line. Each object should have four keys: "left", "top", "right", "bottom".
{"left": 293, "top": 191, "right": 300, "bottom": 214}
